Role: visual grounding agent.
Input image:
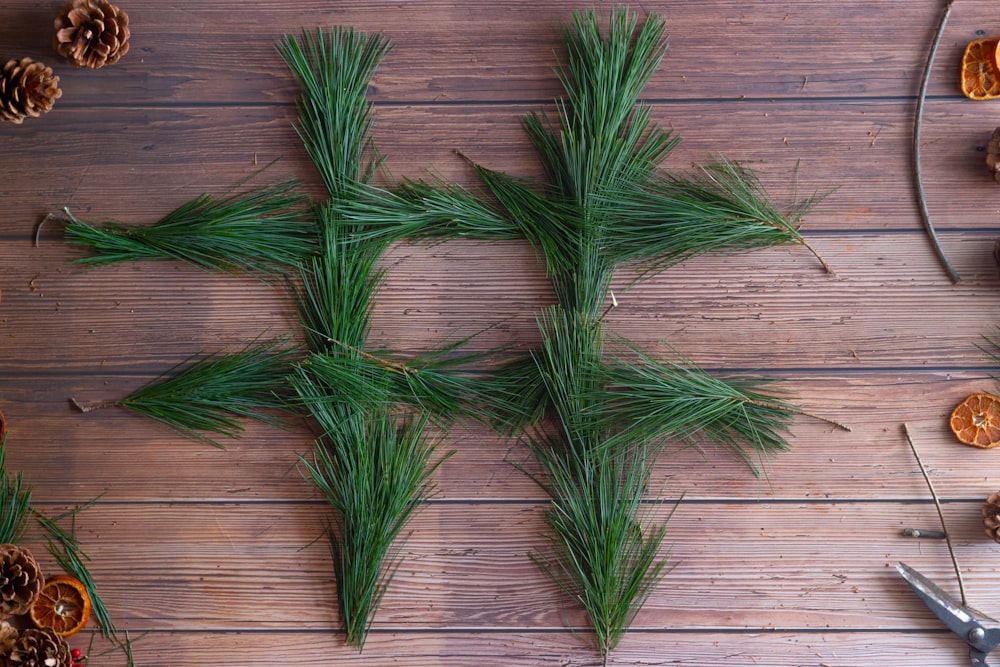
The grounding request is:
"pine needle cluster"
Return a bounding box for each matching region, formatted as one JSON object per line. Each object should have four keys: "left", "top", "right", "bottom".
{"left": 0, "top": 435, "right": 32, "bottom": 544}
{"left": 334, "top": 8, "right": 830, "bottom": 661}
{"left": 277, "top": 27, "right": 511, "bottom": 649}
{"left": 50, "top": 10, "right": 835, "bottom": 661}
{"left": 0, "top": 435, "right": 119, "bottom": 646}
{"left": 72, "top": 338, "right": 299, "bottom": 448}
{"left": 61, "top": 179, "right": 316, "bottom": 278}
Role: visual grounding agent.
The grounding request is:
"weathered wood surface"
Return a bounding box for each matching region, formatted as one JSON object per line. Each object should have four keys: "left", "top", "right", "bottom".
{"left": 3, "top": 1, "right": 1000, "bottom": 665}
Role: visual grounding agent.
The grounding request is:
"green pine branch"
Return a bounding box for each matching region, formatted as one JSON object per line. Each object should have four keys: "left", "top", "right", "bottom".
{"left": 332, "top": 177, "right": 521, "bottom": 244}
{"left": 313, "top": 9, "right": 837, "bottom": 660}
{"left": 593, "top": 341, "right": 796, "bottom": 471}
{"left": 294, "top": 336, "right": 531, "bottom": 429}
{"left": 276, "top": 27, "right": 391, "bottom": 200}
{"left": 0, "top": 435, "right": 31, "bottom": 544}
{"left": 0, "top": 436, "right": 125, "bottom": 655}
{"left": 601, "top": 158, "right": 833, "bottom": 275}
{"left": 279, "top": 26, "right": 515, "bottom": 649}
{"left": 72, "top": 338, "right": 299, "bottom": 448}
{"left": 291, "top": 203, "right": 388, "bottom": 356}
{"left": 527, "top": 441, "right": 674, "bottom": 660}
{"left": 61, "top": 179, "right": 316, "bottom": 278}
{"left": 292, "top": 374, "right": 447, "bottom": 649}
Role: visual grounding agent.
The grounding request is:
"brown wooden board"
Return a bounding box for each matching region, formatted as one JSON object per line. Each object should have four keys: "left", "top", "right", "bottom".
{"left": 3, "top": 1, "right": 1000, "bottom": 665}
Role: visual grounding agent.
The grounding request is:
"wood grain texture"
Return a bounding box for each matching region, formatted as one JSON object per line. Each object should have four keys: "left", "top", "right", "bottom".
{"left": 3, "top": 100, "right": 1000, "bottom": 232}
{"left": 22, "top": 502, "right": 1000, "bottom": 630}
{"left": 2, "top": 1, "right": 1000, "bottom": 665}
{"left": 0, "top": 0, "right": 996, "bottom": 105}
{"left": 45, "top": 629, "right": 971, "bottom": 667}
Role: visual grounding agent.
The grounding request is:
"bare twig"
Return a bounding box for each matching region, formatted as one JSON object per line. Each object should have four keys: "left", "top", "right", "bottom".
{"left": 740, "top": 397, "right": 852, "bottom": 432}
{"left": 594, "top": 291, "right": 619, "bottom": 327}
{"left": 798, "top": 236, "right": 835, "bottom": 275}
{"left": 323, "top": 337, "right": 413, "bottom": 375}
{"left": 913, "top": 1, "right": 960, "bottom": 283}
{"left": 901, "top": 422, "right": 967, "bottom": 606}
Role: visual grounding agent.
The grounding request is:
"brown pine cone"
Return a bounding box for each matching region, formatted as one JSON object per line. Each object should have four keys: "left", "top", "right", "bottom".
{"left": 53, "top": 0, "right": 130, "bottom": 69}
{"left": 983, "top": 491, "right": 1000, "bottom": 543}
{"left": 988, "top": 128, "right": 1000, "bottom": 184}
{"left": 2, "top": 628, "right": 70, "bottom": 667}
{"left": 0, "top": 59, "right": 62, "bottom": 125}
{"left": 0, "top": 621, "right": 17, "bottom": 655}
{"left": 0, "top": 545, "right": 41, "bottom": 617}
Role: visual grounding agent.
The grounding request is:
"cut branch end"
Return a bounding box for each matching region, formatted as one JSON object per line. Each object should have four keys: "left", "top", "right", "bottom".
{"left": 70, "top": 397, "right": 120, "bottom": 413}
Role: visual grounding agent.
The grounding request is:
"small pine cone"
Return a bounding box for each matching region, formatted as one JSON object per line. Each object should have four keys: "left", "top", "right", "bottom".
{"left": 0, "top": 545, "right": 42, "bottom": 617}
{"left": 0, "top": 59, "right": 62, "bottom": 125}
{"left": 0, "top": 621, "right": 17, "bottom": 655}
{"left": 983, "top": 491, "right": 1000, "bottom": 543}
{"left": 2, "top": 628, "right": 70, "bottom": 667}
{"left": 53, "top": 0, "right": 130, "bottom": 69}
{"left": 987, "top": 128, "right": 1000, "bottom": 184}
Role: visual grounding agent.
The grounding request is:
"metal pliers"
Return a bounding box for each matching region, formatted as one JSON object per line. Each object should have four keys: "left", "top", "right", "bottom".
{"left": 897, "top": 562, "right": 1000, "bottom": 666}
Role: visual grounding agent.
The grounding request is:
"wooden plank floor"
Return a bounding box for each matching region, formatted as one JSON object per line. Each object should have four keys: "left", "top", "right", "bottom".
{"left": 3, "top": 1, "right": 1000, "bottom": 664}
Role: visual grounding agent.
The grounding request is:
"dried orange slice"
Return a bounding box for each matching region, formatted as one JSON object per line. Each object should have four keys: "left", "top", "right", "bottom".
{"left": 28, "top": 575, "right": 91, "bottom": 637}
{"left": 949, "top": 392, "right": 1000, "bottom": 448}
{"left": 961, "top": 38, "right": 1000, "bottom": 100}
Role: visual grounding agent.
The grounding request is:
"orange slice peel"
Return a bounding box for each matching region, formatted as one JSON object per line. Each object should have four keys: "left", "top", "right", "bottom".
{"left": 28, "top": 574, "right": 91, "bottom": 637}
{"left": 961, "top": 38, "right": 1000, "bottom": 100}
{"left": 949, "top": 392, "right": 1000, "bottom": 448}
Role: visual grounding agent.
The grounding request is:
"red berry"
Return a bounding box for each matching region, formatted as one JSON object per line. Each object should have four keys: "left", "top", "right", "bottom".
{"left": 71, "top": 649, "right": 81, "bottom": 658}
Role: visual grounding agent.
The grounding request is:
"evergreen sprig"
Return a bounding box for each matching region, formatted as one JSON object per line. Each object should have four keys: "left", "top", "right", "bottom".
{"left": 73, "top": 339, "right": 299, "bottom": 448}
{"left": 278, "top": 26, "right": 508, "bottom": 649}
{"left": 37, "top": 507, "right": 118, "bottom": 640}
{"left": 593, "top": 343, "right": 796, "bottom": 470}
{"left": 602, "top": 158, "right": 830, "bottom": 274}
{"left": 290, "top": 373, "right": 446, "bottom": 648}
{"left": 0, "top": 436, "right": 123, "bottom": 656}
{"left": 0, "top": 435, "right": 32, "bottom": 544}
{"left": 276, "top": 27, "right": 391, "bottom": 200}
{"left": 292, "top": 203, "right": 387, "bottom": 355}
{"left": 324, "top": 9, "right": 834, "bottom": 660}
{"left": 527, "top": 442, "right": 672, "bottom": 659}
{"left": 294, "top": 340, "right": 529, "bottom": 429}
{"left": 62, "top": 180, "right": 316, "bottom": 277}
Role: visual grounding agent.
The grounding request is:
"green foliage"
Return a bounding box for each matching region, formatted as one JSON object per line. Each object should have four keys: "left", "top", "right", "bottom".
{"left": 99, "top": 339, "right": 299, "bottom": 447}
{"left": 294, "top": 338, "right": 530, "bottom": 429}
{"left": 323, "top": 8, "right": 829, "bottom": 660}
{"left": 62, "top": 180, "right": 316, "bottom": 277}
{"left": 292, "top": 372, "right": 446, "bottom": 648}
{"left": 292, "top": 203, "right": 387, "bottom": 355}
{"left": 0, "top": 436, "right": 31, "bottom": 544}
{"left": 528, "top": 442, "right": 672, "bottom": 659}
{"left": 279, "top": 25, "right": 519, "bottom": 649}
{"left": 593, "top": 342, "right": 796, "bottom": 470}
{"left": 600, "top": 158, "right": 824, "bottom": 275}
{"left": 276, "top": 27, "right": 391, "bottom": 199}
{"left": 37, "top": 506, "right": 117, "bottom": 640}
